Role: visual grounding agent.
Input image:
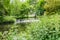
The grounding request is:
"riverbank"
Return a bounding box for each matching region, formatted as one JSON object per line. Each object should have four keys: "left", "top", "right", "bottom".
{"left": 0, "top": 14, "right": 60, "bottom": 40}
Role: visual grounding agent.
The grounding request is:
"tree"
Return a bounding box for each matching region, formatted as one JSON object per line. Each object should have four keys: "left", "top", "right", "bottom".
{"left": 27, "top": 0, "right": 45, "bottom": 15}
{"left": 35, "top": 0, "right": 45, "bottom": 15}
{"left": 44, "top": 0, "right": 60, "bottom": 15}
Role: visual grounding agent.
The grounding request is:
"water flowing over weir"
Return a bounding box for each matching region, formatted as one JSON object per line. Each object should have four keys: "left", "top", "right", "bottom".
{"left": 15, "top": 14, "right": 39, "bottom": 24}
{"left": 15, "top": 18, "right": 39, "bottom": 24}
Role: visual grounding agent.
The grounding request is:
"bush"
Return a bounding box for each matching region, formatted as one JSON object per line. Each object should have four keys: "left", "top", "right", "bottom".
{"left": 0, "top": 14, "right": 60, "bottom": 40}
{"left": 44, "top": 0, "right": 60, "bottom": 15}
{"left": 0, "top": 16, "right": 16, "bottom": 24}
{"left": 27, "top": 14, "right": 60, "bottom": 40}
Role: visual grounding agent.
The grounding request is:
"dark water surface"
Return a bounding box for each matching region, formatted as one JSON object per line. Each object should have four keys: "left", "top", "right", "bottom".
{"left": 0, "top": 23, "right": 30, "bottom": 32}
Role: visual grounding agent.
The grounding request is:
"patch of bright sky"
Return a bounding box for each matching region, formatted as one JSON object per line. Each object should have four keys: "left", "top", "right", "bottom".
{"left": 10, "top": 0, "right": 26, "bottom": 4}
{"left": 10, "top": 0, "right": 13, "bottom": 4}
{"left": 20, "top": 0, "right": 26, "bottom": 3}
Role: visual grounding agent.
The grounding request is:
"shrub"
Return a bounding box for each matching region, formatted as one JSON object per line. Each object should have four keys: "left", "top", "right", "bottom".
{"left": 44, "top": 0, "right": 60, "bottom": 15}
{"left": 0, "top": 16, "right": 16, "bottom": 24}
{"left": 27, "top": 14, "right": 60, "bottom": 40}
{"left": 0, "top": 14, "right": 60, "bottom": 40}
{"left": 3, "top": 16, "right": 16, "bottom": 23}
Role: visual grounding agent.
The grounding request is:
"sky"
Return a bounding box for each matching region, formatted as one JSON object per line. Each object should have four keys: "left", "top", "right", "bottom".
{"left": 10, "top": 0, "right": 26, "bottom": 3}
{"left": 20, "top": 0, "right": 26, "bottom": 2}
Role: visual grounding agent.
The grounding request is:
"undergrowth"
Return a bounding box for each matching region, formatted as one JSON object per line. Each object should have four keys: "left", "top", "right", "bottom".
{"left": 0, "top": 14, "right": 60, "bottom": 40}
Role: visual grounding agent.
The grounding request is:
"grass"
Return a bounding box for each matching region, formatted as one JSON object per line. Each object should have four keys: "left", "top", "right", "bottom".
{"left": 0, "top": 14, "right": 60, "bottom": 40}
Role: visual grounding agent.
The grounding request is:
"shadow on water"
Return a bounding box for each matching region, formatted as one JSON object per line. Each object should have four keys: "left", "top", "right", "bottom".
{"left": 0, "top": 23, "right": 29, "bottom": 33}
{"left": 0, "top": 21, "right": 14, "bottom": 32}
{"left": 0, "top": 24, "right": 12, "bottom": 32}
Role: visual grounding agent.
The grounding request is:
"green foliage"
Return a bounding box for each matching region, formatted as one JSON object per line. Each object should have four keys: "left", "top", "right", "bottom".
{"left": 44, "top": 0, "right": 60, "bottom": 15}
{"left": 0, "top": 16, "right": 16, "bottom": 24}
{"left": 29, "top": 14, "right": 60, "bottom": 40}
{"left": 0, "top": 0, "right": 60, "bottom": 40}
{"left": 0, "top": 0, "right": 45, "bottom": 23}
{"left": 3, "top": 16, "right": 16, "bottom": 22}
{"left": 0, "top": 0, "right": 10, "bottom": 16}
{"left": 35, "top": 0, "right": 45, "bottom": 15}
{"left": 0, "top": 14, "right": 60, "bottom": 40}
{"left": 27, "top": 0, "right": 45, "bottom": 15}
